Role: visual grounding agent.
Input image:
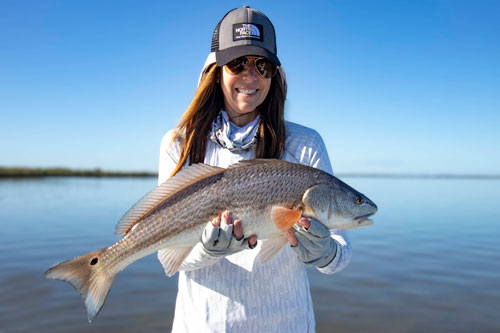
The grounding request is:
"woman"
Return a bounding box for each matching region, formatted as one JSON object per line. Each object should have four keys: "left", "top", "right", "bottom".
{"left": 158, "top": 7, "right": 351, "bottom": 332}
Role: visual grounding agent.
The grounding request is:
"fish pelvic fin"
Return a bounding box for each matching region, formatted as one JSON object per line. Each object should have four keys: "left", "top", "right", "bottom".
{"left": 259, "top": 235, "right": 288, "bottom": 263}
{"left": 45, "top": 248, "right": 116, "bottom": 322}
{"left": 271, "top": 206, "right": 302, "bottom": 230}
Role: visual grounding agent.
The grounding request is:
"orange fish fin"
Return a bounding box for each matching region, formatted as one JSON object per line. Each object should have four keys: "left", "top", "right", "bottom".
{"left": 259, "top": 235, "right": 288, "bottom": 263}
{"left": 271, "top": 206, "right": 302, "bottom": 230}
{"left": 157, "top": 246, "right": 193, "bottom": 277}
{"left": 115, "top": 163, "right": 224, "bottom": 235}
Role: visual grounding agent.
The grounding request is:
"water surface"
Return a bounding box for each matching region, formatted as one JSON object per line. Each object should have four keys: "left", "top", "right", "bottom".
{"left": 1, "top": 176, "right": 499, "bottom": 332}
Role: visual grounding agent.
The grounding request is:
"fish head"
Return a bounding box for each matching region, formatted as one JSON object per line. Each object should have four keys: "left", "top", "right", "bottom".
{"left": 325, "top": 176, "right": 378, "bottom": 230}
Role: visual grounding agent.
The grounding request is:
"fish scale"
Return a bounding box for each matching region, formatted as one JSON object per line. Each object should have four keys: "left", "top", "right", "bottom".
{"left": 45, "top": 159, "right": 377, "bottom": 321}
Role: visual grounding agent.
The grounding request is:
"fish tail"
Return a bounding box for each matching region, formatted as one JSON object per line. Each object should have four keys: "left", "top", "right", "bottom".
{"left": 45, "top": 248, "right": 116, "bottom": 322}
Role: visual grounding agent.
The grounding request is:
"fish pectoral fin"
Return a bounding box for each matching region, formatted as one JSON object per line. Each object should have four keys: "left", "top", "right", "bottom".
{"left": 158, "top": 246, "right": 193, "bottom": 277}
{"left": 271, "top": 206, "right": 302, "bottom": 230}
{"left": 259, "top": 235, "right": 288, "bottom": 264}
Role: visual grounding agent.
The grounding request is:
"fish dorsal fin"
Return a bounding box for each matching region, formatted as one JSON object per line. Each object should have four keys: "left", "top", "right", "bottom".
{"left": 115, "top": 163, "right": 224, "bottom": 235}
{"left": 271, "top": 206, "right": 302, "bottom": 230}
{"left": 226, "top": 158, "right": 281, "bottom": 169}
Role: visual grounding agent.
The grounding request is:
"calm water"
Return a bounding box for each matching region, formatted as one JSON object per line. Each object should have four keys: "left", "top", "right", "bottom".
{"left": 1, "top": 176, "right": 499, "bottom": 332}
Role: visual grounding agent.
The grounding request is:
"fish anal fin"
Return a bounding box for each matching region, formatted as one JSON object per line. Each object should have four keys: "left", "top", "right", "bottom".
{"left": 271, "top": 206, "right": 302, "bottom": 230}
{"left": 259, "top": 235, "right": 288, "bottom": 263}
{"left": 157, "top": 246, "right": 193, "bottom": 277}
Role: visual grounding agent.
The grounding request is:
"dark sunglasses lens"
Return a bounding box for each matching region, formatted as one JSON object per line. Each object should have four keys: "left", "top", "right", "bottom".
{"left": 226, "top": 57, "right": 249, "bottom": 75}
{"left": 255, "top": 59, "right": 276, "bottom": 78}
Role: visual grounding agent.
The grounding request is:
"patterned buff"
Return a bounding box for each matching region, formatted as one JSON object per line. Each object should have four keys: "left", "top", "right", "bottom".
{"left": 210, "top": 110, "right": 260, "bottom": 151}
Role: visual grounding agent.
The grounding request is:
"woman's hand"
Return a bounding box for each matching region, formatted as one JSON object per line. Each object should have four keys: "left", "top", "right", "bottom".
{"left": 201, "top": 210, "right": 258, "bottom": 257}
{"left": 285, "top": 217, "right": 337, "bottom": 268}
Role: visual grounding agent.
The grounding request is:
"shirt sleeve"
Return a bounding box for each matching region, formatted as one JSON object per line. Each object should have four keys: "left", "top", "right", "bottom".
{"left": 156, "top": 130, "right": 221, "bottom": 274}
{"left": 157, "top": 130, "right": 180, "bottom": 186}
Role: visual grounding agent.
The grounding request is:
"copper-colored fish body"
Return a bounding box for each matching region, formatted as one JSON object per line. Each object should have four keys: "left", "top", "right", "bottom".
{"left": 45, "top": 159, "right": 377, "bottom": 320}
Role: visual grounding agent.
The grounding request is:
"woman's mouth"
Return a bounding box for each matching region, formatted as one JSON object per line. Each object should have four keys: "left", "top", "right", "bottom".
{"left": 236, "top": 88, "right": 257, "bottom": 95}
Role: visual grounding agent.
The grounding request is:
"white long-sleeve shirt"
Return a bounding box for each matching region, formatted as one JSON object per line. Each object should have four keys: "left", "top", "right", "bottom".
{"left": 158, "top": 121, "right": 351, "bottom": 332}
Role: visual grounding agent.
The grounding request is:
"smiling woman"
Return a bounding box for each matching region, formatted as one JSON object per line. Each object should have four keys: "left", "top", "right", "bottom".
{"left": 220, "top": 56, "right": 272, "bottom": 125}
{"left": 154, "top": 6, "right": 353, "bottom": 332}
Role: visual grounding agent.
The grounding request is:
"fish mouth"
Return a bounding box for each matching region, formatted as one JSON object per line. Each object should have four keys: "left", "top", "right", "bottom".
{"left": 355, "top": 213, "right": 374, "bottom": 220}
{"left": 354, "top": 213, "right": 375, "bottom": 226}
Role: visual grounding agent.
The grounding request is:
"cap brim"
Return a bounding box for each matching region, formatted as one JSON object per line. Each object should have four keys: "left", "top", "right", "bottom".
{"left": 216, "top": 45, "right": 281, "bottom": 66}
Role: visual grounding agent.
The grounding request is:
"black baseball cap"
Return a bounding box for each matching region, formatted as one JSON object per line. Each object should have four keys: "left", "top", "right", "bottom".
{"left": 211, "top": 6, "right": 280, "bottom": 66}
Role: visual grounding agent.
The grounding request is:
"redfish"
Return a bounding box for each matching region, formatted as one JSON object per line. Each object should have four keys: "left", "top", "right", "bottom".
{"left": 45, "top": 159, "right": 377, "bottom": 320}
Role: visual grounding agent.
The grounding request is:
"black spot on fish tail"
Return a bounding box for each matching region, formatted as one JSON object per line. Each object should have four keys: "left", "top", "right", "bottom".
{"left": 45, "top": 248, "right": 116, "bottom": 321}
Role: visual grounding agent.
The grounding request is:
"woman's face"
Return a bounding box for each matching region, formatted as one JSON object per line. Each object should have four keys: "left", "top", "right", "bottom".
{"left": 220, "top": 58, "right": 271, "bottom": 126}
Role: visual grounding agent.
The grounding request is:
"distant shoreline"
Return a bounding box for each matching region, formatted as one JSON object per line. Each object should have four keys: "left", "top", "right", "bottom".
{"left": 0, "top": 167, "right": 156, "bottom": 178}
{"left": 1, "top": 167, "right": 499, "bottom": 179}
{"left": 336, "top": 173, "right": 500, "bottom": 179}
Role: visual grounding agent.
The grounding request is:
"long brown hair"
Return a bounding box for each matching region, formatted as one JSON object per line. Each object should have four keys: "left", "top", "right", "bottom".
{"left": 170, "top": 63, "right": 287, "bottom": 177}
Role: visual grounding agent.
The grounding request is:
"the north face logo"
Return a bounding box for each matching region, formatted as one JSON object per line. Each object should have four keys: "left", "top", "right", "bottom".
{"left": 233, "top": 23, "right": 263, "bottom": 41}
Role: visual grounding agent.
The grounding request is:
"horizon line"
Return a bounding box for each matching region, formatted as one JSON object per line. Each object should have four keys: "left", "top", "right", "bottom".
{"left": 1, "top": 166, "right": 499, "bottom": 180}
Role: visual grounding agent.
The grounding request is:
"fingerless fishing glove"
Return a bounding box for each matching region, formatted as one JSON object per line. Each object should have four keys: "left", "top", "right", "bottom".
{"left": 201, "top": 221, "right": 256, "bottom": 257}
{"left": 291, "top": 218, "right": 337, "bottom": 268}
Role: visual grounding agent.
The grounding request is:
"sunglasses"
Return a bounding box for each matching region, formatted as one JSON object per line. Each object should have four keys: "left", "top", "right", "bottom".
{"left": 224, "top": 56, "right": 277, "bottom": 79}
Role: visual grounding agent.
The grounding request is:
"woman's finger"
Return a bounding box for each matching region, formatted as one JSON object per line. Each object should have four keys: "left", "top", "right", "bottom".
{"left": 286, "top": 228, "right": 298, "bottom": 247}
{"left": 248, "top": 235, "right": 258, "bottom": 248}
{"left": 211, "top": 215, "right": 221, "bottom": 227}
{"left": 299, "top": 217, "right": 311, "bottom": 230}
{"left": 233, "top": 219, "right": 243, "bottom": 240}
{"left": 221, "top": 210, "right": 233, "bottom": 225}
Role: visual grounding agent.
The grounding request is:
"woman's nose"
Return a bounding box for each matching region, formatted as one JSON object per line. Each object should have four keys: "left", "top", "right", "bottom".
{"left": 242, "top": 61, "right": 257, "bottom": 81}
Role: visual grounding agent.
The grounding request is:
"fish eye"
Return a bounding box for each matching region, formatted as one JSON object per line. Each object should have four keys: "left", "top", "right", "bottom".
{"left": 355, "top": 197, "right": 364, "bottom": 205}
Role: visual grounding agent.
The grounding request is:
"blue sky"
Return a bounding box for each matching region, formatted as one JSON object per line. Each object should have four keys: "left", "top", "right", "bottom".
{"left": 1, "top": 0, "right": 499, "bottom": 174}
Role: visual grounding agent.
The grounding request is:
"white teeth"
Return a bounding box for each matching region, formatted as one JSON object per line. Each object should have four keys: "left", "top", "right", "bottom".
{"left": 238, "top": 89, "right": 257, "bottom": 94}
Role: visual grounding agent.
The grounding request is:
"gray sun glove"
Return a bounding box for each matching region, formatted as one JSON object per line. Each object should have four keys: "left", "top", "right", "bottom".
{"left": 201, "top": 221, "right": 256, "bottom": 257}
{"left": 291, "top": 219, "right": 337, "bottom": 268}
